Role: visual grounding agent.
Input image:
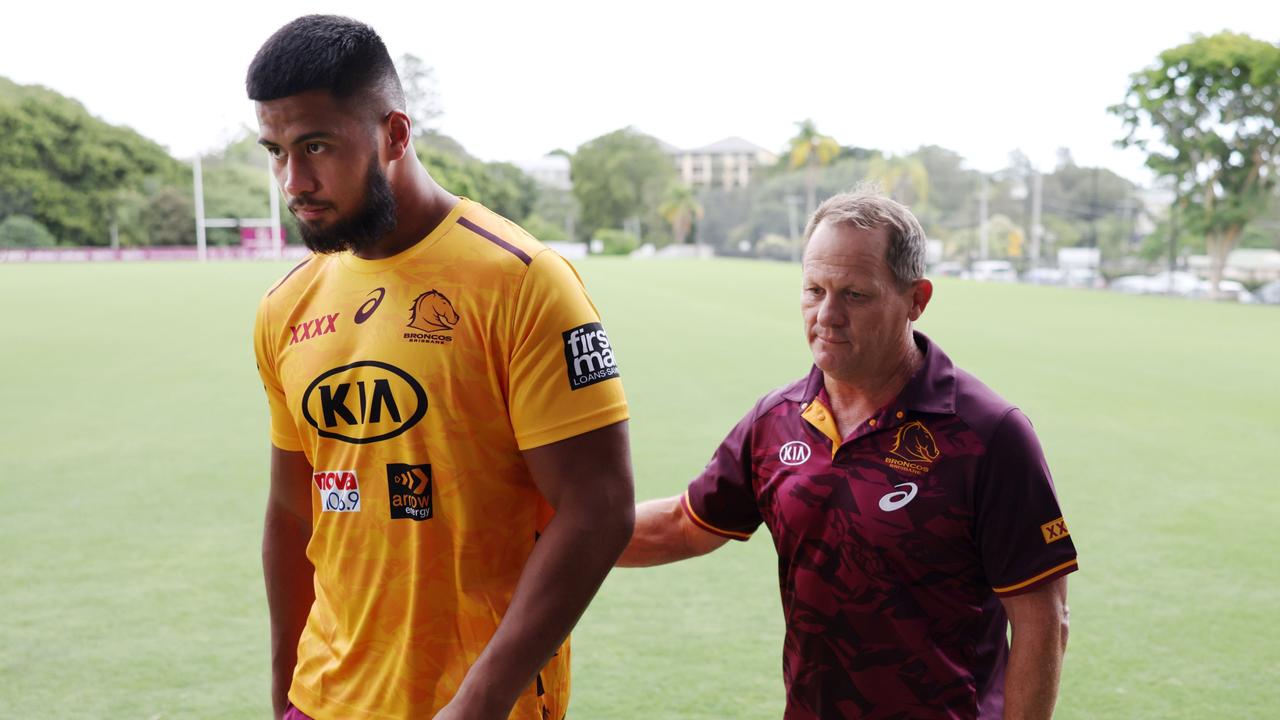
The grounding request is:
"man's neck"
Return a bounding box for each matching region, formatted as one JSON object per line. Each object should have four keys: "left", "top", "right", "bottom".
{"left": 823, "top": 334, "right": 922, "bottom": 436}
{"left": 356, "top": 158, "right": 459, "bottom": 261}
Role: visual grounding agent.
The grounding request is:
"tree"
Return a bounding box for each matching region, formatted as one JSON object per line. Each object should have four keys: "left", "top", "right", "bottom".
{"left": 414, "top": 140, "right": 540, "bottom": 223}
{"left": 867, "top": 153, "right": 930, "bottom": 210}
{"left": 0, "top": 76, "right": 185, "bottom": 245}
{"left": 907, "top": 146, "right": 980, "bottom": 239}
{"left": 396, "top": 53, "right": 443, "bottom": 136}
{"left": 1111, "top": 31, "right": 1280, "bottom": 294}
{"left": 570, "top": 128, "right": 676, "bottom": 244}
{"left": 658, "top": 183, "right": 704, "bottom": 245}
{"left": 787, "top": 119, "right": 840, "bottom": 214}
{"left": 0, "top": 215, "right": 56, "bottom": 247}
{"left": 528, "top": 186, "right": 579, "bottom": 243}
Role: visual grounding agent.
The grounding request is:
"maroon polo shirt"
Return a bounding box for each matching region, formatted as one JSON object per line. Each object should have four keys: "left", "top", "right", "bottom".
{"left": 682, "top": 332, "right": 1078, "bottom": 720}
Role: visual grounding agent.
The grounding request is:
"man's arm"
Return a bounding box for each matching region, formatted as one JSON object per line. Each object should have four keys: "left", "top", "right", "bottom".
{"left": 435, "top": 421, "right": 635, "bottom": 720}
{"left": 263, "top": 446, "right": 315, "bottom": 720}
{"left": 617, "top": 494, "right": 730, "bottom": 567}
{"left": 1001, "top": 576, "right": 1070, "bottom": 720}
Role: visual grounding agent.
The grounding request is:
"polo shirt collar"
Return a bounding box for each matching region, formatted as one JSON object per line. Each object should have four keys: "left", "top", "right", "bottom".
{"left": 783, "top": 331, "right": 957, "bottom": 416}
{"left": 897, "top": 331, "right": 957, "bottom": 415}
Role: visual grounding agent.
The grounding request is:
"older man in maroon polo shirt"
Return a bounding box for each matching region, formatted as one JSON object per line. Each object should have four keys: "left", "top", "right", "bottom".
{"left": 619, "top": 189, "right": 1077, "bottom": 720}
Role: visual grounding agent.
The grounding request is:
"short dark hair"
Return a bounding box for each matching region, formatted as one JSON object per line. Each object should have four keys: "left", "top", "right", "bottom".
{"left": 246, "top": 15, "right": 405, "bottom": 112}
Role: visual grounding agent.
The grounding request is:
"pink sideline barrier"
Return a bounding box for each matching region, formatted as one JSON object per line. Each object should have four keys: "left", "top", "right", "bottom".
{"left": 0, "top": 246, "right": 312, "bottom": 263}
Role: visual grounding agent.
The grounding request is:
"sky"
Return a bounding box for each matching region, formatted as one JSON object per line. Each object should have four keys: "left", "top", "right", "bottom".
{"left": 3, "top": 1, "right": 1277, "bottom": 185}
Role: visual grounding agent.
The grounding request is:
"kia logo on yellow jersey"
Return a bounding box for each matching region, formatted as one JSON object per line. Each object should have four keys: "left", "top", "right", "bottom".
{"left": 301, "top": 361, "right": 428, "bottom": 444}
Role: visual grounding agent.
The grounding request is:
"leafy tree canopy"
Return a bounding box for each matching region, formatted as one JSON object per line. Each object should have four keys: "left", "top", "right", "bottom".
{"left": 0, "top": 76, "right": 185, "bottom": 245}
{"left": 1112, "top": 31, "right": 1280, "bottom": 288}
{"left": 570, "top": 128, "right": 676, "bottom": 244}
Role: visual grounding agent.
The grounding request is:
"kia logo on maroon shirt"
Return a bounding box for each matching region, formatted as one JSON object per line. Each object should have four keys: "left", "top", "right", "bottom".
{"left": 779, "top": 441, "right": 811, "bottom": 465}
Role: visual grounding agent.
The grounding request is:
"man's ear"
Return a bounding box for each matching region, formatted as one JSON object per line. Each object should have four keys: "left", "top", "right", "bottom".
{"left": 908, "top": 278, "right": 933, "bottom": 321}
{"left": 384, "top": 110, "right": 412, "bottom": 162}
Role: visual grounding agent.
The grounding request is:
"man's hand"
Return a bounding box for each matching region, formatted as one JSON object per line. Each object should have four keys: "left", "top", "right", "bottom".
{"left": 1001, "top": 576, "right": 1070, "bottom": 720}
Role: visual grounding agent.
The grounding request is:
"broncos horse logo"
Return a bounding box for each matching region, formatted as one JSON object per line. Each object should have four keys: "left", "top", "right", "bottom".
{"left": 407, "top": 290, "right": 460, "bottom": 333}
{"left": 888, "top": 420, "right": 940, "bottom": 465}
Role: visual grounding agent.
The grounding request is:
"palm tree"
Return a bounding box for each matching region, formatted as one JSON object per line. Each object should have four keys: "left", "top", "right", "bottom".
{"left": 787, "top": 119, "right": 841, "bottom": 215}
{"left": 659, "top": 183, "right": 704, "bottom": 246}
{"left": 867, "top": 153, "right": 930, "bottom": 210}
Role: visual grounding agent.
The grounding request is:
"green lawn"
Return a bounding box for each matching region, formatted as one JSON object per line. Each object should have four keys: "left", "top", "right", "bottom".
{"left": 1, "top": 258, "right": 1277, "bottom": 718}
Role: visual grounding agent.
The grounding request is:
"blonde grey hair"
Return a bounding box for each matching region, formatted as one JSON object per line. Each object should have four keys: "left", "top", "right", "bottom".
{"left": 802, "top": 185, "right": 927, "bottom": 288}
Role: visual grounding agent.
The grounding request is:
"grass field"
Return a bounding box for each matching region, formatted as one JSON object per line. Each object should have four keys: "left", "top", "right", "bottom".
{"left": 2, "top": 258, "right": 1278, "bottom": 719}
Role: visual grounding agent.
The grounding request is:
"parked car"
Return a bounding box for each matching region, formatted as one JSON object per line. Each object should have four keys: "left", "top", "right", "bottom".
{"left": 1190, "top": 279, "right": 1255, "bottom": 304}
{"left": 1109, "top": 274, "right": 1154, "bottom": 295}
{"left": 1023, "top": 267, "right": 1065, "bottom": 285}
{"left": 1255, "top": 280, "right": 1280, "bottom": 305}
{"left": 1023, "top": 267, "right": 1102, "bottom": 288}
{"left": 970, "top": 260, "right": 1018, "bottom": 283}
{"left": 1063, "top": 268, "right": 1104, "bottom": 288}
{"left": 930, "top": 261, "right": 967, "bottom": 278}
{"left": 1108, "top": 272, "right": 1255, "bottom": 303}
{"left": 1143, "top": 271, "right": 1206, "bottom": 296}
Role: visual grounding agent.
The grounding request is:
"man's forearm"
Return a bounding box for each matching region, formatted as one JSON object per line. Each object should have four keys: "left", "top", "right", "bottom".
{"left": 617, "top": 495, "right": 691, "bottom": 566}
{"left": 1002, "top": 589, "right": 1069, "bottom": 720}
{"left": 447, "top": 503, "right": 634, "bottom": 717}
{"left": 263, "top": 502, "right": 315, "bottom": 720}
{"left": 618, "top": 495, "right": 730, "bottom": 567}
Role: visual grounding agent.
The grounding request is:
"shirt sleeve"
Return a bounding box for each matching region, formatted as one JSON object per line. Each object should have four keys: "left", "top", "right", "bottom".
{"left": 682, "top": 404, "right": 764, "bottom": 541}
{"left": 975, "top": 409, "right": 1078, "bottom": 596}
{"left": 507, "top": 250, "right": 629, "bottom": 450}
{"left": 253, "top": 295, "right": 303, "bottom": 452}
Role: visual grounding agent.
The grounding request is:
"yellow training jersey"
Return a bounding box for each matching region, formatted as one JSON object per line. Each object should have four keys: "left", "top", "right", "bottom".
{"left": 253, "top": 198, "right": 628, "bottom": 720}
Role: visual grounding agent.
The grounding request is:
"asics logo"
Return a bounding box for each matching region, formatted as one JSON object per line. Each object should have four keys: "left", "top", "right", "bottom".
{"left": 354, "top": 287, "right": 385, "bottom": 324}
{"left": 878, "top": 482, "right": 919, "bottom": 512}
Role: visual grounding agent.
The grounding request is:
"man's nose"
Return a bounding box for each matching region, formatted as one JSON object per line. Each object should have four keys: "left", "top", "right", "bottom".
{"left": 816, "top": 296, "right": 845, "bottom": 328}
{"left": 282, "top": 156, "right": 318, "bottom": 197}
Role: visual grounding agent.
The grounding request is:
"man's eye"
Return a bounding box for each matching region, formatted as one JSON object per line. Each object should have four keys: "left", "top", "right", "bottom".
{"left": 265, "top": 147, "right": 283, "bottom": 159}
{"left": 306, "top": 143, "right": 325, "bottom": 154}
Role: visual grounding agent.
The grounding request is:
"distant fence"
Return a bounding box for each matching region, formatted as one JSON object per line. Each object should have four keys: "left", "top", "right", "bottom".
{"left": 0, "top": 246, "right": 312, "bottom": 263}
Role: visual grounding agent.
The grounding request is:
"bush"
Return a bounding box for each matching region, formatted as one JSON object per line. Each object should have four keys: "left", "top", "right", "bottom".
{"left": 593, "top": 228, "right": 639, "bottom": 255}
{"left": 520, "top": 214, "right": 568, "bottom": 243}
{"left": 0, "top": 215, "right": 57, "bottom": 247}
{"left": 756, "top": 233, "right": 796, "bottom": 261}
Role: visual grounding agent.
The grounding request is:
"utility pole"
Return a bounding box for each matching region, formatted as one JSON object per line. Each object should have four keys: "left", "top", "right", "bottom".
{"left": 978, "top": 175, "right": 989, "bottom": 261}
{"left": 193, "top": 156, "right": 207, "bottom": 262}
{"left": 786, "top": 194, "right": 802, "bottom": 262}
{"left": 1030, "top": 169, "right": 1043, "bottom": 269}
{"left": 268, "top": 151, "right": 282, "bottom": 258}
{"left": 1090, "top": 167, "right": 1100, "bottom": 273}
{"left": 1169, "top": 191, "right": 1181, "bottom": 293}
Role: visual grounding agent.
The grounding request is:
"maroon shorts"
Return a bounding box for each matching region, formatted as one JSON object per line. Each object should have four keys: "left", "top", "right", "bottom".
{"left": 284, "top": 703, "right": 314, "bottom": 720}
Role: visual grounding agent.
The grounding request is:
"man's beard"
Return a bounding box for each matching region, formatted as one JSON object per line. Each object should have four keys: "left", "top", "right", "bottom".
{"left": 293, "top": 158, "right": 398, "bottom": 255}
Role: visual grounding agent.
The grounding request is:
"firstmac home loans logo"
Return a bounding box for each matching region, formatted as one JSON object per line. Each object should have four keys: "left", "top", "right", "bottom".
{"left": 563, "top": 322, "right": 619, "bottom": 390}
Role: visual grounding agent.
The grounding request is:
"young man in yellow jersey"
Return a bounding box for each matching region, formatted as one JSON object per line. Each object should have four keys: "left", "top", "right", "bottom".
{"left": 247, "top": 15, "right": 634, "bottom": 720}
